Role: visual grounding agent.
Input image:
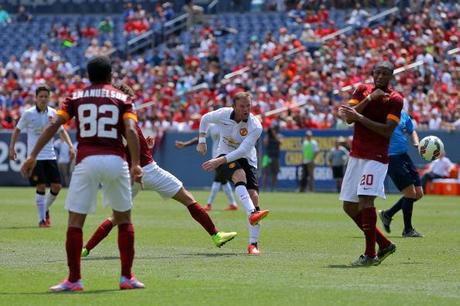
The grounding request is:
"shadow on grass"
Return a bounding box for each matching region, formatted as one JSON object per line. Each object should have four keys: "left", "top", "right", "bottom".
{"left": 351, "top": 236, "right": 405, "bottom": 239}
{"left": 326, "top": 264, "right": 356, "bottom": 269}
{"left": 0, "top": 289, "right": 121, "bottom": 295}
{"left": 47, "top": 253, "right": 242, "bottom": 263}
{"left": 179, "top": 252, "right": 242, "bottom": 258}
{"left": 47, "top": 255, "right": 174, "bottom": 263}
{"left": 0, "top": 226, "right": 39, "bottom": 230}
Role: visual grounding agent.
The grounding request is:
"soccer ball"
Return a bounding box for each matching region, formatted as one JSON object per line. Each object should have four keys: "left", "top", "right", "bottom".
{"left": 419, "top": 136, "right": 444, "bottom": 161}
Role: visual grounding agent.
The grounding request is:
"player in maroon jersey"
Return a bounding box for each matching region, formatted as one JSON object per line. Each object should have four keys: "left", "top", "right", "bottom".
{"left": 80, "top": 83, "right": 237, "bottom": 258}
{"left": 338, "top": 61, "right": 403, "bottom": 266}
{"left": 21, "top": 56, "right": 145, "bottom": 291}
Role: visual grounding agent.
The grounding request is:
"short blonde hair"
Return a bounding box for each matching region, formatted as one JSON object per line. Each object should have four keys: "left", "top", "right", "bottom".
{"left": 233, "top": 91, "right": 252, "bottom": 104}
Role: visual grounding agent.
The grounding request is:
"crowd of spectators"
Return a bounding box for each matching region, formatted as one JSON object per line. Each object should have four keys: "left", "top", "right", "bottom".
{"left": 0, "top": 0, "right": 459, "bottom": 136}
{"left": 123, "top": 2, "right": 175, "bottom": 38}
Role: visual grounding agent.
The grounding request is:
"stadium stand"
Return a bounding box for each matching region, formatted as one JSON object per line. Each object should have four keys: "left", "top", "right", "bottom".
{"left": 0, "top": 0, "right": 459, "bottom": 135}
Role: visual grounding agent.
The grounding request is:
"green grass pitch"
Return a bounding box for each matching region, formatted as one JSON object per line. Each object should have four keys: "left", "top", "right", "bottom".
{"left": 0, "top": 187, "right": 459, "bottom": 306}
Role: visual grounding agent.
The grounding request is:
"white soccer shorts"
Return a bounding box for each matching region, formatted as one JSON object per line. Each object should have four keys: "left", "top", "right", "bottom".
{"left": 339, "top": 156, "right": 388, "bottom": 203}
{"left": 131, "top": 162, "right": 183, "bottom": 199}
{"left": 65, "top": 155, "right": 132, "bottom": 214}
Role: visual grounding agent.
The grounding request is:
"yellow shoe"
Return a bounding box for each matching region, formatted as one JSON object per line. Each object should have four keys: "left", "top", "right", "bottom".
{"left": 212, "top": 231, "right": 237, "bottom": 248}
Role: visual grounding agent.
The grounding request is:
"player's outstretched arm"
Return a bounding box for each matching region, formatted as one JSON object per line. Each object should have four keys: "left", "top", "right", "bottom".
{"left": 175, "top": 137, "right": 198, "bottom": 149}
{"left": 8, "top": 128, "right": 20, "bottom": 160}
{"left": 59, "top": 127, "right": 76, "bottom": 160}
{"left": 21, "top": 116, "right": 65, "bottom": 177}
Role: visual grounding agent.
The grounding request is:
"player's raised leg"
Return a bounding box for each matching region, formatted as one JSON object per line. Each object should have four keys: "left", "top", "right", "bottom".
{"left": 82, "top": 217, "right": 114, "bottom": 257}
{"left": 173, "top": 186, "right": 237, "bottom": 248}
{"left": 232, "top": 169, "right": 268, "bottom": 225}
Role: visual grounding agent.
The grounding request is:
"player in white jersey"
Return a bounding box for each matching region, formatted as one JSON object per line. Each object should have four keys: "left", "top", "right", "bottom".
{"left": 175, "top": 123, "right": 238, "bottom": 211}
{"left": 9, "top": 85, "right": 75, "bottom": 227}
{"left": 197, "top": 91, "right": 270, "bottom": 255}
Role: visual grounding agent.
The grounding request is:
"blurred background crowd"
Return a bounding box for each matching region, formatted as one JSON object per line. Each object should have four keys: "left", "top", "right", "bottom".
{"left": 0, "top": 0, "right": 458, "bottom": 136}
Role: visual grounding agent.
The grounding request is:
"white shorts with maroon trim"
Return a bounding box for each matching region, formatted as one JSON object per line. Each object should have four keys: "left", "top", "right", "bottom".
{"left": 339, "top": 156, "right": 388, "bottom": 203}
{"left": 65, "top": 155, "right": 132, "bottom": 214}
{"left": 131, "top": 162, "right": 183, "bottom": 199}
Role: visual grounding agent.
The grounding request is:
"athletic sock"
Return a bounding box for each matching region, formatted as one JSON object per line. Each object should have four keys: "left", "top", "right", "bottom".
{"left": 118, "top": 223, "right": 135, "bottom": 279}
{"left": 351, "top": 211, "right": 391, "bottom": 249}
{"left": 187, "top": 203, "right": 218, "bottom": 235}
{"left": 385, "top": 196, "right": 404, "bottom": 218}
{"left": 36, "top": 191, "right": 46, "bottom": 222}
{"left": 85, "top": 219, "right": 114, "bottom": 251}
{"left": 223, "top": 182, "right": 237, "bottom": 206}
{"left": 66, "top": 227, "right": 83, "bottom": 282}
{"left": 234, "top": 182, "right": 255, "bottom": 214}
{"left": 248, "top": 223, "right": 260, "bottom": 244}
{"left": 207, "top": 182, "right": 221, "bottom": 205}
{"left": 402, "top": 197, "right": 415, "bottom": 232}
{"left": 45, "top": 190, "right": 59, "bottom": 209}
{"left": 361, "top": 207, "right": 377, "bottom": 257}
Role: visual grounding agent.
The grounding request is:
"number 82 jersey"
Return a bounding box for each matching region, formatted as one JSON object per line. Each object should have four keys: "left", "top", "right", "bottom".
{"left": 57, "top": 84, "right": 137, "bottom": 164}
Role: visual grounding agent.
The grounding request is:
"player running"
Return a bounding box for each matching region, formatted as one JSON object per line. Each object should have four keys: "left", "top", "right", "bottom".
{"left": 81, "top": 84, "right": 237, "bottom": 257}
{"left": 175, "top": 123, "right": 239, "bottom": 211}
{"left": 9, "top": 85, "right": 75, "bottom": 227}
{"left": 197, "top": 92, "right": 270, "bottom": 255}
{"left": 338, "top": 61, "right": 403, "bottom": 266}
{"left": 379, "top": 110, "right": 424, "bottom": 238}
{"left": 21, "top": 56, "right": 145, "bottom": 291}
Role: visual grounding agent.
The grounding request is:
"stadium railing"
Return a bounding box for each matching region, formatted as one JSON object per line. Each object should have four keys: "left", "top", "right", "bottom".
{"left": 174, "top": 6, "right": 400, "bottom": 99}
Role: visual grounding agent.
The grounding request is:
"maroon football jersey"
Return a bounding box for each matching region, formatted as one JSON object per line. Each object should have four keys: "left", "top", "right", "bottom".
{"left": 125, "top": 125, "right": 154, "bottom": 167}
{"left": 348, "top": 84, "right": 403, "bottom": 163}
{"left": 57, "top": 84, "right": 137, "bottom": 164}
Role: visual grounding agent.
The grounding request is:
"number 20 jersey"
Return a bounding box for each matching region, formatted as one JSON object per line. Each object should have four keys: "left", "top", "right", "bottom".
{"left": 57, "top": 84, "right": 137, "bottom": 164}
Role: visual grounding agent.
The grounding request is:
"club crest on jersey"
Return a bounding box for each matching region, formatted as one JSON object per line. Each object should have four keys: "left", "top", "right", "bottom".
{"left": 228, "top": 163, "right": 236, "bottom": 169}
{"left": 240, "top": 128, "right": 248, "bottom": 136}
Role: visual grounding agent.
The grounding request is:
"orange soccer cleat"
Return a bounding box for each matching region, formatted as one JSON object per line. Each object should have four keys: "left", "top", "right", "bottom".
{"left": 45, "top": 210, "right": 51, "bottom": 226}
{"left": 39, "top": 220, "right": 50, "bottom": 228}
{"left": 203, "top": 204, "right": 212, "bottom": 211}
{"left": 248, "top": 210, "right": 270, "bottom": 225}
{"left": 224, "top": 204, "right": 238, "bottom": 211}
{"left": 247, "top": 244, "right": 260, "bottom": 255}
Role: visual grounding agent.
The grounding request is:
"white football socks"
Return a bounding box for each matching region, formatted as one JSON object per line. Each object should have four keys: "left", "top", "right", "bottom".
{"left": 223, "top": 182, "right": 237, "bottom": 206}
{"left": 45, "top": 191, "right": 58, "bottom": 209}
{"left": 207, "top": 182, "right": 221, "bottom": 205}
{"left": 36, "top": 192, "right": 46, "bottom": 222}
{"left": 248, "top": 223, "right": 260, "bottom": 244}
{"left": 235, "top": 184, "right": 255, "bottom": 214}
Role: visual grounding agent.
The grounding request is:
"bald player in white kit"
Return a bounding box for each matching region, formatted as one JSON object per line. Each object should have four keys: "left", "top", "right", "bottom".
{"left": 175, "top": 123, "right": 238, "bottom": 211}
{"left": 197, "top": 91, "right": 270, "bottom": 255}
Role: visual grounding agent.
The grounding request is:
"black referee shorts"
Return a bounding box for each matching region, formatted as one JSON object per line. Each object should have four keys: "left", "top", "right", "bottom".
{"left": 332, "top": 165, "right": 344, "bottom": 179}
{"left": 215, "top": 155, "right": 259, "bottom": 192}
{"left": 213, "top": 170, "right": 228, "bottom": 184}
{"left": 387, "top": 153, "right": 421, "bottom": 191}
{"left": 29, "top": 160, "right": 62, "bottom": 186}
